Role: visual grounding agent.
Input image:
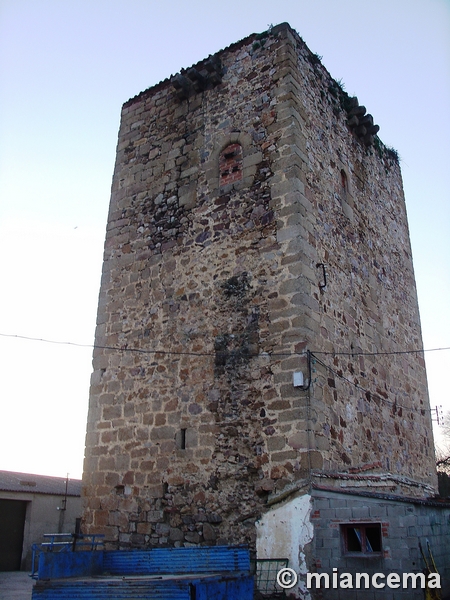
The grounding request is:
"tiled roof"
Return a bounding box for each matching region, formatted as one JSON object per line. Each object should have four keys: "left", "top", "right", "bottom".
{"left": 0, "top": 470, "right": 82, "bottom": 497}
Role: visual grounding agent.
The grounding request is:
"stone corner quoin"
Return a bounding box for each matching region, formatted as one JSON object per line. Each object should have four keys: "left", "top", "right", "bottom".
{"left": 81, "top": 22, "right": 446, "bottom": 599}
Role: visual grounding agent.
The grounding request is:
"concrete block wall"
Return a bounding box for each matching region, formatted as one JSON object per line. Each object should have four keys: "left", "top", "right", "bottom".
{"left": 311, "top": 489, "right": 450, "bottom": 599}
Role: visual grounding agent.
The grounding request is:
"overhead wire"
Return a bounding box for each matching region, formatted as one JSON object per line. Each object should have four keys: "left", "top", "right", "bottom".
{"left": 0, "top": 332, "right": 449, "bottom": 358}
{"left": 0, "top": 332, "right": 446, "bottom": 414}
{"left": 311, "top": 347, "right": 450, "bottom": 356}
{"left": 0, "top": 332, "right": 293, "bottom": 357}
{"left": 310, "top": 352, "right": 413, "bottom": 412}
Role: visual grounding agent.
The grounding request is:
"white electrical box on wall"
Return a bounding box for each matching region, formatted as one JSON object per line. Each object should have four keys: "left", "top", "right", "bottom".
{"left": 293, "top": 371, "right": 304, "bottom": 387}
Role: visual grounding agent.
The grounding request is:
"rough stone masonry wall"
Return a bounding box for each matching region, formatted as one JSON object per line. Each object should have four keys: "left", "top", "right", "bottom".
{"left": 261, "top": 25, "right": 438, "bottom": 496}
{"left": 82, "top": 23, "right": 437, "bottom": 550}
{"left": 83, "top": 25, "right": 301, "bottom": 549}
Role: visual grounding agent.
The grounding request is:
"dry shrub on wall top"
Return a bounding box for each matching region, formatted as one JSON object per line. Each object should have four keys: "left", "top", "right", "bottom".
{"left": 436, "top": 410, "right": 450, "bottom": 497}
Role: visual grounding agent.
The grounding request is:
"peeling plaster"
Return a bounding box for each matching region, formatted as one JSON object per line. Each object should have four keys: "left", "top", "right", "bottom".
{"left": 255, "top": 494, "right": 313, "bottom": 599}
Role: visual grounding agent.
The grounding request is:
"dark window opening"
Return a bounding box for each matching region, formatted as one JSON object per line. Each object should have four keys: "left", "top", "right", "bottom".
{"left": 341, "top": 523, "right": 382, "bottom": 556}
{"left": 176, "top": 428, "right": 187, "bottom": 450}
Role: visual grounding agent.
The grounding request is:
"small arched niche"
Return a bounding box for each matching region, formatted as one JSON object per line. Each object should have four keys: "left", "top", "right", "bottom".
{"left": 337, "top": 166, "right": 354, "bottom": 222}
{"left": 219, "top": 143, "right": 243, "bottom": 185}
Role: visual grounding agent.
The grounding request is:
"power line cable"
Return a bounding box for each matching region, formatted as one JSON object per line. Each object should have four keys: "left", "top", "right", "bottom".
{"left": 311, "top": 347, "right": 450, "bottom": 356}
{"left": 0, "top": 332, "right": 449, "bottom": 358}
{"left": 1, "top": 332, "right": 444, "bottom": 415}
{"left": 311, "top": 352, "right": 423, "bottom": 413}
{"left": 0, "top": 332, "right": 292, "bottom": 357}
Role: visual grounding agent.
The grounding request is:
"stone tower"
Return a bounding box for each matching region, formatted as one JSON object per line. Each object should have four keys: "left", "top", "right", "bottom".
{"left": 83, "top": 23, "right": 448, "bottom": 599}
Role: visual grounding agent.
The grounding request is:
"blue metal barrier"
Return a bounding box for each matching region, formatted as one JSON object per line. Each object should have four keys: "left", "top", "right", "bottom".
{"left": 102, "top": 544, "right": 250, "bottom": 575}
{"left": 31, "top": 533, "right": 104, "bottom": 579}
{"left": 30, "top": 544, "right": 253, "bottom": 599}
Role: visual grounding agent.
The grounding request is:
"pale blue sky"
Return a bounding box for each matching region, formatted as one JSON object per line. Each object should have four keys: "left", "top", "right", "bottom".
{"left": 0, "top": 0, "right": 449, "bottom": 478}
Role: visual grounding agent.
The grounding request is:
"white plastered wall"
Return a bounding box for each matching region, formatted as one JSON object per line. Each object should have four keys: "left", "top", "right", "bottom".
{"left": 255, "top": 494, "right": 313, "bottom": 599}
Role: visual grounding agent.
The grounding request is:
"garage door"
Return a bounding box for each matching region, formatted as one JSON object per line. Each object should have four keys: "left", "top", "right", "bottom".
{"left": 0, "top": 499, "right": 27, "bottom": 570}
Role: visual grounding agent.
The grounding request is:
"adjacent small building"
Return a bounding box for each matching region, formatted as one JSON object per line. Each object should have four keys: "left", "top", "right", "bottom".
{"left": 0, "top": 470, "right": 82, "bottom": 571}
